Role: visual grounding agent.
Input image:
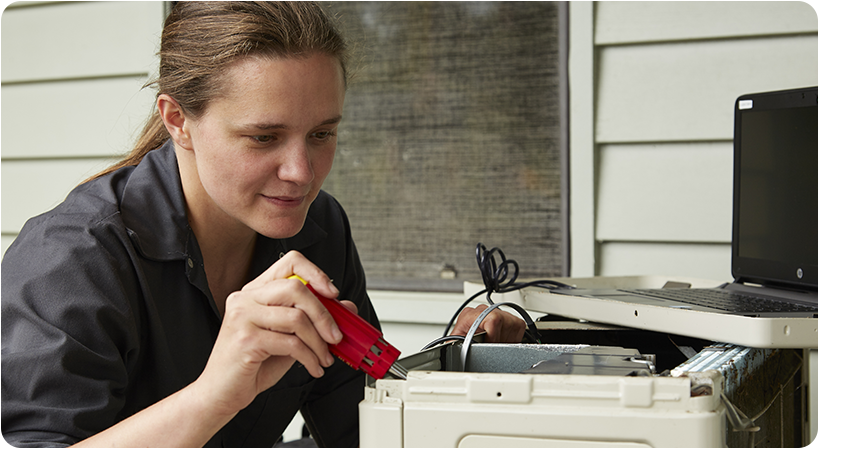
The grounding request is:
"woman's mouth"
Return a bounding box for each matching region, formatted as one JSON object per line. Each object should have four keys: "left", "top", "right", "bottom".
{"left": 262, "top": 194, "right": 305, "bottom": 207}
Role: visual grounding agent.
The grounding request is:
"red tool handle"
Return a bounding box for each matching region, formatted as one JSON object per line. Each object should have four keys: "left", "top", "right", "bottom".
{"left": 289, "top": 276, "right": 400, "bottom": 379}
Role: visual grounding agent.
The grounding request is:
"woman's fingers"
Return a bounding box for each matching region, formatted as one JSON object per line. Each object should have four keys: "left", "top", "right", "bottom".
{"left": 243, "top": 250, "right": 339, "bottom": 299}
{"left": 248, "top": 277, "right": 343, "bottom": 344}
{"left": 449, "top": 304, "right": 526, "bottom": 343}
{"left": 247, "top": 325, "right": 328, "bottom": 378}
{"left": 197, "top": 252, "right": 352, "bottom": 417}
{"left": 226, "top": 280, "right": 340, "bottom": 371}
{"left": 338, "top": 299, "right": 358, "bottom": 315}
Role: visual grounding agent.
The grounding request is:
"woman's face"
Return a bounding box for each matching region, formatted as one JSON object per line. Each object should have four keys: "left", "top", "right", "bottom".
{"left": 181, "top": 54, "right": 345, "bottom": 240}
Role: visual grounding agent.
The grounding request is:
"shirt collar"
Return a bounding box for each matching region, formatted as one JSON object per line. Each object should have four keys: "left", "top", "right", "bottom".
{"left": 120, "top": 140, "right": 328, "bottom": 262}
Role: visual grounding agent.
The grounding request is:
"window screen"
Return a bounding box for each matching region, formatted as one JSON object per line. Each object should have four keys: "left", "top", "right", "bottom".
{"left": 322, "top": 1, "right": 566, "bottom": 291}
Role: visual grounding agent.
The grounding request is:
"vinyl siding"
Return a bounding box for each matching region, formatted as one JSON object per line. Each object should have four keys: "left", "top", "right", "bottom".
{"left": 1, "top": 1, "right": 164, "bottom": 255}
{"left": 572, "top": 1, "right": 818, "bottom": 281}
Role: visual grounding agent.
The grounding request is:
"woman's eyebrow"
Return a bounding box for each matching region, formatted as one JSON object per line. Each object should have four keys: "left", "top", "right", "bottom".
{"left": 238, "top": 116, "right": 342, "bottom": 131}
{"left": 252, "top": 123, "right": 288, "bottom": 131}
{"left": 318, "top": 115, "right": 343, "bottom": 126}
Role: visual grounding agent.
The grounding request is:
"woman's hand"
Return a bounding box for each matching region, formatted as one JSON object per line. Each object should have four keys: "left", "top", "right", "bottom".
{"left": 449, "top": 304, "right": 527, "bottom": 343}
{"left": 73, "top": 251, "right": 357, "bottom": 448}
{"left": 191, "top": 250, "right": 354, "bottom": 419}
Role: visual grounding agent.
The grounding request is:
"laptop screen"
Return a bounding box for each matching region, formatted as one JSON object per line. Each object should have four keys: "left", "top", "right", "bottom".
{"left": 732, "top": 87, "right": 818, "bottom": 290}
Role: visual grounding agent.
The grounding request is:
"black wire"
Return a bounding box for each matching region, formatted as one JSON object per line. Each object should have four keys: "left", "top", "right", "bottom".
{"left": 476, "top": 243, "right": 573, "bottom": 296}
{"left": 477, "top": 244, "right": 517, "bottom": 301}
{"left": 439, "top": 243, "right": 575, "bottom": 340}
{"left": 442, "top": 288, "right": 487, "bottom": 338}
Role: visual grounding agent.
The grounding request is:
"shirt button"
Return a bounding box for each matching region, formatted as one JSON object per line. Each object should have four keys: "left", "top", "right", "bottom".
{"left": 187, "top": 258, "right": 194, "bottom": 268}
{"left": 279, "top": 252, "right": 285, "bottom": 258}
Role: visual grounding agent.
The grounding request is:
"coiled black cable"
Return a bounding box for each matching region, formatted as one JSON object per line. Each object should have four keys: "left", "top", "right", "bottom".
{"left": 440, "top": 243, "right": 575, "bottom": 341}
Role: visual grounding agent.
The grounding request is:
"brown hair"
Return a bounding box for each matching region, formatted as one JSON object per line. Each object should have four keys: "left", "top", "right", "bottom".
{"left": 86, "top": 1, "right": 349, "bottom": 182}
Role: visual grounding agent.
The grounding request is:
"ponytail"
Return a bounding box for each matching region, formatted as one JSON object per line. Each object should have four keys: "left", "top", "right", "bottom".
{"left": 83, "top": 110, "right": 169, "bottom": 184}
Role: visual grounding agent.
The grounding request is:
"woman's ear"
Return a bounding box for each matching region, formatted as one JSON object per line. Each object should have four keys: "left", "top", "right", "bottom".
{"left": 157, "top": 94, "right": 193, "bottom": 150}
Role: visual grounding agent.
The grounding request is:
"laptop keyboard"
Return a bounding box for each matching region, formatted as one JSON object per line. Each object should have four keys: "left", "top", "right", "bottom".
{"left": 622, "top": 288, "right": 817, "bottom": 313}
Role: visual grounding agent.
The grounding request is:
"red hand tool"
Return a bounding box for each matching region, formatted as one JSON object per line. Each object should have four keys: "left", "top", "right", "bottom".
{"left": 289, "top": 276, "right": 407, "bottom": 379}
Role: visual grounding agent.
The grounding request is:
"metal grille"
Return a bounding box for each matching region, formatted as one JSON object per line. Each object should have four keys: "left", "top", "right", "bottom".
{"left": 322, "top": 2, "right": 566, "bottom": 291}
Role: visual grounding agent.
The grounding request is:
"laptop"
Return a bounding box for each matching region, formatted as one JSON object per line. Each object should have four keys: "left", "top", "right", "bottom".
{"left": 526, "top": 86, "right": 818, "bottom": 349}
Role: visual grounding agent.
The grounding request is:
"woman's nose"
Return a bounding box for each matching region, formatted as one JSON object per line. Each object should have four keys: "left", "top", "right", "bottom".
{"left": 277, "top": 140, "right": 315, "bottom": 186}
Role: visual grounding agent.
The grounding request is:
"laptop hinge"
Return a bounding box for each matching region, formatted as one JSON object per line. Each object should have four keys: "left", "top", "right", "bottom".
{"left": 730, "top": 280, "right": 817, "bottom": 304}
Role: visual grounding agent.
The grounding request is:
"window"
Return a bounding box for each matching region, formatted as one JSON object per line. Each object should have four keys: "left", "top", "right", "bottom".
{"left": 323, "top": 2, "right": 567, "bottom": 291}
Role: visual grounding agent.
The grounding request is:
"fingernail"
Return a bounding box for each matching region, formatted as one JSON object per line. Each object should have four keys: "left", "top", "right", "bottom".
{"left": 331, "top": 324, "right": 343, "bottom": 342}
{"left": 328, "top": 280, "right": 340, "bottom": 297}
{"left": 325, "top": 353, "right": 335, "bottom": 366}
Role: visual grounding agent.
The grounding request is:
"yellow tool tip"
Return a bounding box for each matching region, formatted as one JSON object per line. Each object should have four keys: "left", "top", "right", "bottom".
{"left": 287, "top": 275, "right": 308, "bottom": 285}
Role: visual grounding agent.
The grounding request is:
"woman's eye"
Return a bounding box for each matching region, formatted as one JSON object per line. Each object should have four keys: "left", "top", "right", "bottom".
{"left": 312, "top": 130, "right": 336, "bottom": 141}
{"left": 251, "top": 135, "right": 275, "bottom": 144}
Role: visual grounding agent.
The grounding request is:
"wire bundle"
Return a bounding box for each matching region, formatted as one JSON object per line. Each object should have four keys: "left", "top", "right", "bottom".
{"left": 424, "top": 243, "right": 574, "bottom": 370}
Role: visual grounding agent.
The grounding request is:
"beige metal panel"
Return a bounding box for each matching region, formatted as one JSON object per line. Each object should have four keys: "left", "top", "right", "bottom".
{"left": 595, "top": 141, "right": 734, "bottom": 243}
{"left": 599, "top": 241, "right": 732, "bottom": 283}
{"left": 595, "top": 35, "right": 817, "bottom": 143}
{"left": 2, "top": 77, "right": 154, "bottom": 159}
{"left": 595, "top": 1, "right": 818, "bottom": 45}
{"left": 1, "top": 1, "right": 162, "bottom": 83}
{"left": 1, "top": 158, "right": 118, "bottom": 233}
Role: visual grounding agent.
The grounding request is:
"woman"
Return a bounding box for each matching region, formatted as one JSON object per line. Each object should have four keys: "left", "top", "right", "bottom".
{"left": 1, "top": 2, "right": 523, "bottom": 447}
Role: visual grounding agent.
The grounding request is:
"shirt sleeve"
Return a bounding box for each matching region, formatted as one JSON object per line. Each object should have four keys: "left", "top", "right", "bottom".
{"left": 1, "top": 213, "right": 142, "bottom": 447}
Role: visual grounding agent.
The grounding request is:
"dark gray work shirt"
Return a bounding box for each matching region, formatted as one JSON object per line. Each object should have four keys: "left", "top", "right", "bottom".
{"left": 1, "top": 141, "right": 376, "bottom": 447}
